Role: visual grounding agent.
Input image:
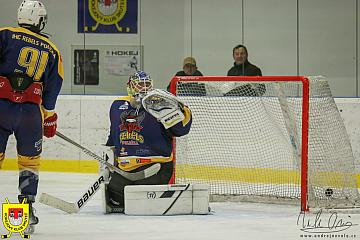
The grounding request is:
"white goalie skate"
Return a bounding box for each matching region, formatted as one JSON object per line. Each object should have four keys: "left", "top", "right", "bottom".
{"left": 19, "top": 195, "right": 39, "bottom": 235}
{"left": 23, "top": 207, "right": 38, "bottom": 235}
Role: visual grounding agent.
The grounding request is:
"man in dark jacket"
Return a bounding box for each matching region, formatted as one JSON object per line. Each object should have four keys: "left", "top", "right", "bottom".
{"left": 167, "top": 57, "right": 205, "bottom": 96}
{"left": 175, "top": 57, "right": 203, "bottom": 77}
{"left": 227, "top": 44, "right": 262, "bottom": 76}
{"left": 226, "top": 44, "right": 265, "bottom": 96}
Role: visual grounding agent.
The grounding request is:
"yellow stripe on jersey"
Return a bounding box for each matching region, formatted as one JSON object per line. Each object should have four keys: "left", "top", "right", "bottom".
{"left": 0, "top": 26, "right": 64, "bottom": 80}
{"left": 58, "top": 54, "right": 64, "bottom": 80}
{"left": 18, "top": 154, "right": 40, "bottom": 173}
{"left": 0, "top": 27, "right": 62, "bottom": 57}
{"left": 117, "top": 154, "right": 173, "bottom": 171}
{"left": 181, "top": 106, "right": 192, "bottom": 126}
{"left": 116, "top": 96, "right": 132, "bottom": 101}
{"left": 40, "top": 105, "right": 55, "bottom": 120}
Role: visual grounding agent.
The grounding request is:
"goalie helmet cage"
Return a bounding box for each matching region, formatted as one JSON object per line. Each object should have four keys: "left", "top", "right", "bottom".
{"left": 169, "top": 76, "right": 360, "bottom": 212}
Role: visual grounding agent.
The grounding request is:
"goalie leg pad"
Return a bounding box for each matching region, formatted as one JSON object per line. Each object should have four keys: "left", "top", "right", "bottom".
{"left": 103, "top": 162, "right": 174, "bottom": 214}
{"left": 104, "top": 162, "right": 173, "bottom": 213}
{"left": 102, "top": 183, "right": 124, "bottom": 214}
{"left": 124, "top": 184, "right": 210, "bottom": 215}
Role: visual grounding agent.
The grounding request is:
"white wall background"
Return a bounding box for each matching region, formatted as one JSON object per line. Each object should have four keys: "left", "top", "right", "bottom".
{"left": 2, "top": 95, "right": 360, "bottom": 175}
{"left": 1, "top": 0, "right": 359, "bottom": 96}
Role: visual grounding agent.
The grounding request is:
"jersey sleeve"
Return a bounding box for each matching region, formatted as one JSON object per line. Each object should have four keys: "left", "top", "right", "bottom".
{"left": 41, "top": 51, "right": 64, "bottom": 111}
{"left": 0, "top": 31, "right": 3, "bottom": 58}
{"left": 0, "top": 29, "right": 9, "bottom": 63}
{"left": 106, "top": 100, "right": 123, "bottom": 147}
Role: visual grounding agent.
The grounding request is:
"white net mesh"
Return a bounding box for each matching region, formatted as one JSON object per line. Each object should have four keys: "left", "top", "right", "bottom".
{"left": 172, "top": 76, "right": 360, "bottom": 210}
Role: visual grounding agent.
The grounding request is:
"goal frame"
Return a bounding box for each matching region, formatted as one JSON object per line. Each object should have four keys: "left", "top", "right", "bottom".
{"left": 169, "top": 76, "right": 310, "bottom": 212}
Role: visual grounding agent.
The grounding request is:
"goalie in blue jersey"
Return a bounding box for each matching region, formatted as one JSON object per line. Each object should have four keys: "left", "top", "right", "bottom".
{"left": 0, "top": 0, "right": 63, "bottom": 233}
{"left": 104, "top": 71, "right": 192, "bottom": 213}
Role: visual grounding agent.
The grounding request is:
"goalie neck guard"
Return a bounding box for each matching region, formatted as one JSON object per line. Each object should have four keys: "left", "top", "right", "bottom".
{"left": 127, "top": 71, "right": 153, "bottom": 101}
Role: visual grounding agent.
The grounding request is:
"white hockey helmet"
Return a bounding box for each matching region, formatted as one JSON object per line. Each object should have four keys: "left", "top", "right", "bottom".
{"left": 18, "top": 0, "right": 47, "bottom": 32}
{"left": 127, "top": 71, "right": 153, "bottom": 99}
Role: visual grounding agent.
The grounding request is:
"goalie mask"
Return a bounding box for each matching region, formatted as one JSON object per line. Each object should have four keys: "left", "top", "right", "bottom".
{"left": 127, "top": 71, "right": 153, "bottom": 101}
{"left": 18, "top": 0, "right": 47, "bottom": 33}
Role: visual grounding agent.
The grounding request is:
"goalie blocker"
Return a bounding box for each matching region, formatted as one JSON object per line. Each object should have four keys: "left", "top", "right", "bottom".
{"left": 103, "top": 183, "right": 210, "bottom": 215}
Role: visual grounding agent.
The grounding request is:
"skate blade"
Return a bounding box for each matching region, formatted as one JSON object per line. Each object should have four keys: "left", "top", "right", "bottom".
{"left": 24, "top": 225, "right": 35, "bottom": 235}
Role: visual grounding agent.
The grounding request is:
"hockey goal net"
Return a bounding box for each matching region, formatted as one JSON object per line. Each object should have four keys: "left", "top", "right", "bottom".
{"left": 169, "top": 76, "right": 360, "bottom": 212}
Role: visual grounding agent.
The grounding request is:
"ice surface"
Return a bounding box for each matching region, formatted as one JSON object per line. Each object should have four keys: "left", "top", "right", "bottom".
{"left": 1, "top": 171, "right": 359, "bottom": 240}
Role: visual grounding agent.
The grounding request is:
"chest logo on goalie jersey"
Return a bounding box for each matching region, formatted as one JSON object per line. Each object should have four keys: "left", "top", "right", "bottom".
{"left": 119, "top": 110, "right": 145, "bottom": 145}
{"left": 119, "top": 102, "right": 129, "bottom": 110}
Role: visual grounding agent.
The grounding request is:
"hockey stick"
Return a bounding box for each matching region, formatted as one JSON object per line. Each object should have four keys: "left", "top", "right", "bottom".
{"left": 275, "top": 83, "right": 316, "bottom": 202}
{"left": 39, "top": 132, "right": 161, "bottom": 213}
{"left": 275, "top": 83, "right": 301, "bottom": 161}
{"left": 55, "top": 131, "right": 160, "bottom": 181}
{"left": 39, "top": 174, "right": 106, "bottom": 214}
{"left": 40, "top": 158, "right": 161, "bottom": 214}
{"left": 40, "top": 161, "right": 161, "bottom": 214}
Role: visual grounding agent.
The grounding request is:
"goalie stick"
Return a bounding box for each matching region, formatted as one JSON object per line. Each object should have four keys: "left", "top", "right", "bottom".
{"left": 40, "top": 162, "right": 161, "bottom": 214}
{"left": 55, "top": 131, "right": 160, "bottom": 181}
{"left": 39, "top": 174, "right": 106, "bottom": 214}
{"left": 275, "top": 83, "right": 315, "bottom": 204}
{"left": 39, "top": 132, "right": 161, "bottom": 213}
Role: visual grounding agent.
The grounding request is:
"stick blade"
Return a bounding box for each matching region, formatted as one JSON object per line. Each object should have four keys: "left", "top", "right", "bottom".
{"left": 39, "top": 193, "right": 79, "bottom": 214}
{"left": 144, "top": 163, "right": 161, "bottom": 178}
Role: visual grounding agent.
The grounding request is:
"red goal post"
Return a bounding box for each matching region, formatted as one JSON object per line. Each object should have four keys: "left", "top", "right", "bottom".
{"left": 168, "top": 76, "right": 360, "bottom": 212}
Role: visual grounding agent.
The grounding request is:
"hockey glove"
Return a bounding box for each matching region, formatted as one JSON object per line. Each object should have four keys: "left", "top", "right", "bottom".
{"left": 142, "top": 89, "right": 185, "bottom": 129}
{"left": 43, "top": 113, "right": 58, "bottom": 138}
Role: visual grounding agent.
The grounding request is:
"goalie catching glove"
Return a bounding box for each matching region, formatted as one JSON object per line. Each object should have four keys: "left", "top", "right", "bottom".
{"left": 142, "top": 89, "right": 186, "bottom": 129}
